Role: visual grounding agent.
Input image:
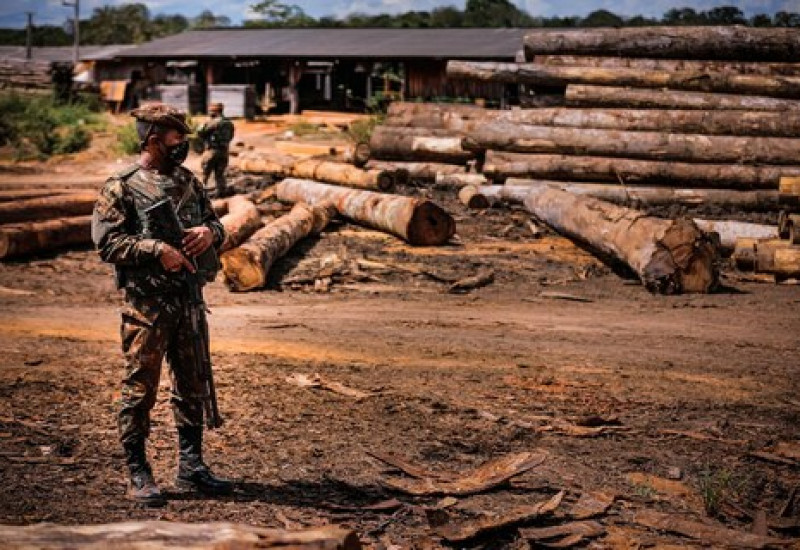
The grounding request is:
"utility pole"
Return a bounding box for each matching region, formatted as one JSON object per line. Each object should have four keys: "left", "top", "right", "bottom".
{"left": 62, "top": 0, "right": 79, "bottom": 63}
{"left": 25, "top": 12, "right": 33, "bottom": 60}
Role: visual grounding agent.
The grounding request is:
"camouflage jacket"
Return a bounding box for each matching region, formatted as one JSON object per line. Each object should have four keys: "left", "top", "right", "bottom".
{"left": 197, "top": 116, "right": 234, "bottom": 150}
{"left": 92, "top": 163, "right": 225, "bottom": 297}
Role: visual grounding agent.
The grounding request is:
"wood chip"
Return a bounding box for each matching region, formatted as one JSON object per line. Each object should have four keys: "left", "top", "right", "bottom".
{"left": 286, "top": 373, "right": 373, "bottom": 400}
{"left": 448, "top": 269, "right": 495, "bottom": 293}
{"left": 520, "top": 520, "right": 605, "bottom": 541}
{"left": 570, "top": 491, "right": 616, "bottom": 519}
{"left": 378, "top": 451, "right": 547, "bottom": 496}
{"left": 539, "top": 291, "right": 593, "bottom": 303}
{"left": 436, "top": 490, "right": 565, "bottom": 542}
{"left": 632, "top": 509, "right": 790, "bottom": 549}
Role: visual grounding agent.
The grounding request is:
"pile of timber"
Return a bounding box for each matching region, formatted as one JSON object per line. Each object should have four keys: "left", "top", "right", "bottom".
{"left": 236, "top": 151, "right": 397, "bottom": 191}
{"left": 0, "top": 58, "right": 54, "bottom": 90}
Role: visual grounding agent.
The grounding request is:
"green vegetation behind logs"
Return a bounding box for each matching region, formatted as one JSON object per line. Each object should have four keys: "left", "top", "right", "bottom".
{"left": 0, "top": 92, "right": 103, "bottom": 160}
{"left": 346, "top": 116, "right": 382, "bottom": 144}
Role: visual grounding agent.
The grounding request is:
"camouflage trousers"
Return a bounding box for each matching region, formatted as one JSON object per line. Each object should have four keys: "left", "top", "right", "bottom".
{"left": 118, "top": 293, "right": 205, "bottom": 445}
{"left": 201, "top": 149, "right": 229, "bottom": 195}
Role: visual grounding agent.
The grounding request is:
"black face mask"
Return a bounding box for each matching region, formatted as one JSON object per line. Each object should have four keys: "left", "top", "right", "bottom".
{"left": 160, "top": 140, "right": 189, "bottom": 167}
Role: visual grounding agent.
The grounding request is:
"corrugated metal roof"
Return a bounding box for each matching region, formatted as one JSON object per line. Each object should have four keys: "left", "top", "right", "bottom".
{"left": 112, "top": 28, "right": 530, "bottom": 60}
{"left": 0, "top": 45, "right": 134, "bottom": 63}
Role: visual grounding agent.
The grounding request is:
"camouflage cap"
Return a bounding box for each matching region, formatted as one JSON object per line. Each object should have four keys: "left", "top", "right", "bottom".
{"left": 130, "top": 103, "right": 192, "bottom": 134}
{"left": 209, "top": 102, "right": 224, "bottom": 113}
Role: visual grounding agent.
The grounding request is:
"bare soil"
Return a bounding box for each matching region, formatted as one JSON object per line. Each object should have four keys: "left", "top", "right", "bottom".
{"left": 1, "top": 116, "right": 799, "bottom": 548}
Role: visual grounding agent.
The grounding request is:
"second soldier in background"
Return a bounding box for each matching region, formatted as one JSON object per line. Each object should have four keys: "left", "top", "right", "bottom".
{"left": 198, "top": 102, "right": 235, "bottom": 197}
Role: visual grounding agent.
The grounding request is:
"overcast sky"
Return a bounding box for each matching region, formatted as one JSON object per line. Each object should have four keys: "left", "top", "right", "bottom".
{"left": 2, "top": 0, "right": 799, "bottom": 28}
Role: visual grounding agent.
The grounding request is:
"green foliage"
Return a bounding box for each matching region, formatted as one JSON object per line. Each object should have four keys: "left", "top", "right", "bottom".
{"left": 0, "top": 92, "right": 100, "bottom": 159}
{"left": 696, "top": 466, "right": 743, "bottom": 517}
{"left": 288, "top": 121, "right": 322, "bottom": 136}
{"left": 115, "top": 122, "right": 141, "bottom": 156}
{"left": 345, "top": 116, "right": 382, "bottom": 144}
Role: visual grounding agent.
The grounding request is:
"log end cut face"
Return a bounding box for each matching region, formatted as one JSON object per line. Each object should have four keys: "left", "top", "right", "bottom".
{"left": 220, "top": 247, "right": 265, "bottom": 293}
{"left": 644, "top": 218, "right": 720, "bottom": 294}
{"left": 407, "top": 200, "right": 457, "bottom": 246}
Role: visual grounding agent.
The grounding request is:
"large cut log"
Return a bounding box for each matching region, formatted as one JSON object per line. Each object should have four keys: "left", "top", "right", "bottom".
{"left": 368, "top": 127, "right": 473, "bottom": 164}
{"left": 447, "top": 61, "right": 800, "bottom": 99}
{"left": 0, "top": 216, "right": 91, "bottom": 260}
{"left": 522, "top": 187, "right": 719, "bottom": 293}
{"left": 534, "top": 55, "right": 800, "bottom": 76}
{"left": 435, "top": 173, "right": 488, "bottom": 189}
{"left": 0, "top": 521, "right": 361, "bottom": 550}
{"left": 386, "top": 103, "right": 800, "bottom": 138}
{"left": 0, "top": 189, "right": 74, "bottom": 203}
{"left": 463, "top": 125, "right": 800, "bottom": 165}
{"left": 566, "top": 85, "right": 800, "bottom": 112}
{"left": 221, "top": 202, "right": 336, "bottom": 292}
{"left": 0, "top": 192, "right": 97, "bottom": 224}
{"left": 734, "top": 238, "right": 800, "bottom": 280}
{"left": 290, "top": 159, "right": 394, "bottom": 191}
{"left": 364, "top": 160, "right": 467, "bottom": 182}
{"left": 219, "top": 195, "right": 263, "bottom": 252}
{"left": 523, "top": 26, "right": 800, "bottom": 61}
{"left": 276, "top": 178, "right": 456, "bottom": 246}
{"left": 237, "top": 153, "right": 394, "bottom": 191}
{"left": 236, "top": 151, "right": 298, "bottom": 175}
{"left": 481, "top": 183, "right": 778, "bottom": 253}
{"left": 481, "top": 181, "right": 784, "bottom": 212}
{"left": 482, "top": 151, "right": 800, "bottom": 189}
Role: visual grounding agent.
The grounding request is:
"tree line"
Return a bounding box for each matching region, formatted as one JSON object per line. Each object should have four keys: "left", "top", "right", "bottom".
{"left": 2, "top": 1, "right": 799, "bottom": 48}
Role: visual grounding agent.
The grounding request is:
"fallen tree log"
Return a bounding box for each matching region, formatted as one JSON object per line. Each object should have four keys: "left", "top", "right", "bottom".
{"left": 0, "top": 189, "right": 74, "bottom": 203}
{"left": 478, "top": 183, "right": 779, "bottom": 253}
{"left": 0, "top": 521, "right": 361, "bottom": 550}
{"left": 0, "top": 216, "right": 91, "bottom": 260}
{"left": 482, "top": 151, "right": 800, "bottom": 189}
{"left": 533, "top": 55, "right": 800, "bottom": 76}
{"left": 237, "top": 153, "right": 394, "bottom": 191}
{"left": 276, "top": 178, "right": 456, "bottom": 246}
{"left": 522, "top": 187, "right": 719, "bottom": 293}
{"left": 566, "top": 85, "right": 800, "bottom": 112}
{"left": 369, "top": 127, "right": 474, "bottom": 164}
{"left": 459, "top": 185, "right": 494, "bottom": 209}
{"left": 0, "top": 192, "right": 97, "bottom": 224}
{"left": 219, "top": 195, "right": 263, "bottom": 252}
{"left": 522, "top": 26, "right": 800, "bottom": 61}
{"left": 236, "top": 151, "right": 297, "bottom": 175}
{"left": 463, "top": 124, "right": 800, "bottom": 165}
{"left": 435, "top": 173, "right": 488, "bottom": 189}
{"left": 221, "top": 202, "right": 336, "bottom": 292}
{"left": 290, "top": 159, "right": 395, "bottom": 191}
{"left": 386, "top": 103, "right": 800, "bottom": 138}
{"left": 364, "top": 160, "right": 467, "bottom": 182}
{"left": 480, "top": 181, "right": 784, "bottom": 212}
{"left": 447, "top": 61, "right": 800, "bottom": 98}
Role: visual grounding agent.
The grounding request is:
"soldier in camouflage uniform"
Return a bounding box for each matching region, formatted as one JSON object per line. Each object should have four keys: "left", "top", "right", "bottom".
{"left": 197, "top": 102, "right": 235, "bottom": 197}
{"left": 92, "top": 103, "right": 232, "bottom": 506}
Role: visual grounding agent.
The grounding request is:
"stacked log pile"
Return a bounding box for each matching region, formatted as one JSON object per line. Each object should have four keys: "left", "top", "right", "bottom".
{"left": 0, "top": 58, "right": 55, "bottom": 90}
{"left": 424, "top": 26, "right": 800, "bottom": 282}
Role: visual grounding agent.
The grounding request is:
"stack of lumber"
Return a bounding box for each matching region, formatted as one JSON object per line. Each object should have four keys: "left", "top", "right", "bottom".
{"left": 0, "top": 57, "right": 55, "bottom": 90}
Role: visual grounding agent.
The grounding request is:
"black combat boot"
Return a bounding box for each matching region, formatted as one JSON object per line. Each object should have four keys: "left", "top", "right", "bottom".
{"left": 176, "top": 426, "right": 233, "bottom": 495}
{"left": 123, "top": 440, "right": 166, "bottom": 507}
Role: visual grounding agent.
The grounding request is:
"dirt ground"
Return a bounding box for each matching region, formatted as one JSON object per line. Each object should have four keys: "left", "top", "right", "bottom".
{"left": 1, "top": 114, "right": 799, "bottom": 548}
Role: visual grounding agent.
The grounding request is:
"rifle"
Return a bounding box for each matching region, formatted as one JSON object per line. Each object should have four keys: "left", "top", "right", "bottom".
{"left": 141, "top": 198, "right": 223, "bottom": 429}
